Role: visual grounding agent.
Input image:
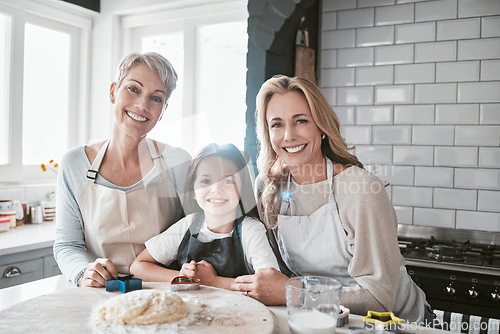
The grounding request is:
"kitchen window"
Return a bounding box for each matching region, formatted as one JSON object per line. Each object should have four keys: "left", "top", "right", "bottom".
{"left": 122, "top": 0, "right": 248, "bottom": 155}
{"left": 0, "top": 1, "right": 91, "bottom": 183}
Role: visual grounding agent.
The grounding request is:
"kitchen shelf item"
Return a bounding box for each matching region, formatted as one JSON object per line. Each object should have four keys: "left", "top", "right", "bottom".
{"left": 0, "top": 211, "right": 16, "bottom": 228}
{"left": 0, "top": 217, "right": 9, "bottom": 232}
{"left": 105, "top": 274, "right": 142, "bottom": 293}
{"left": 170, "top": 275, "right": 200, "bottom": 291}
{"left": 30, "top": 206, "right": 43, "bottom": 224}
{"left": 0, "top": 200, "right": 13, "bottom": 211}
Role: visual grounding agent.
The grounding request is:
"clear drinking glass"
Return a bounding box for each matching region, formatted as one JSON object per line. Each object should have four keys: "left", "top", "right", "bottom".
{"left": 286, "top": 276, "right": 342, "bottom": 334}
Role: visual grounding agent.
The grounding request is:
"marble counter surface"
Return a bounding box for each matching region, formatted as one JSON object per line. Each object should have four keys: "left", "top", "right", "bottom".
{"left": 0, "top": 275, "right": 448, "bottom": 334}
{"left": 0, "top": 222, "right": 56, "bottom": 256}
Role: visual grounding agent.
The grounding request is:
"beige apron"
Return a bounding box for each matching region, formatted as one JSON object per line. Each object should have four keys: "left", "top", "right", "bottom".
{"left": 79, "top": 139, "right": 184, "bottom": 274}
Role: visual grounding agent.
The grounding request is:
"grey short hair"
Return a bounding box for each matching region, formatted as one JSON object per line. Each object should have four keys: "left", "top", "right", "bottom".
{"left": 115, "top": 52, "right": 178, "bottom": 102}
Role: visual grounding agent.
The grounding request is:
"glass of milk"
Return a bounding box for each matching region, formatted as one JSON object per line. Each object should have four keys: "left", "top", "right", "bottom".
{"left": 286, "top": 276, "right": 342, "bottom": 334}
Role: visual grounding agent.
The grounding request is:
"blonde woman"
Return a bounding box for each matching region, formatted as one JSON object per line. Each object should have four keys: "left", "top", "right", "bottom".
{"left": 233, "top": 75, "right": 431, "bottom": 324}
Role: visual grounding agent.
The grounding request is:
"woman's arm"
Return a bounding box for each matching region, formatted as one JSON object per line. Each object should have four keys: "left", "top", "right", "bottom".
{"left": 335, "top": 167, "right": 403, "bottom": 314}
{"left": 130, "top": 248, "right": 181, "bottom": 282}
{"left": 53, "top": 147, "right": 93, "bottom": 285}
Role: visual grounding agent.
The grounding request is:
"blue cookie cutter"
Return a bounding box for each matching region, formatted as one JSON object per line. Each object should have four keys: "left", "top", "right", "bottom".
{"left": 105, "top": 274, "right": 142, "bottom": 293}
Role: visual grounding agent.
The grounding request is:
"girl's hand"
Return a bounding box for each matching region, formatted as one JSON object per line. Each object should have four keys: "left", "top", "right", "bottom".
{"left": 180, "top": 260, "right": 197, "bottom": 277}
{"left": 79, "top": 258, "right": 118, "bottom": 287}
{"left": 195, "top": 260, "right": 219, "bottom": 285}
{"left": 232, "top": 268, "right": 287, "bottom": 305}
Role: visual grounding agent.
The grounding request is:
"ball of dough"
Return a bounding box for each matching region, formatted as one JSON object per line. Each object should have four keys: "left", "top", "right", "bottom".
{"left": 97, "top": 289, "right": 189, "bottom": 325}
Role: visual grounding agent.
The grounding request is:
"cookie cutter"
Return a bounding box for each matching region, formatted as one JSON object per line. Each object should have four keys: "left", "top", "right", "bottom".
{"left": 105, "top": 274, "right": 142, "bottom": 293}
{"left": 337, "top": 305, "right": 350, "bottom": 327}
{"left": 363, "top": 310, "right": 404, "bottom": 330}
{"left": 170, "top": 276, "right": 200, "bottom": 291}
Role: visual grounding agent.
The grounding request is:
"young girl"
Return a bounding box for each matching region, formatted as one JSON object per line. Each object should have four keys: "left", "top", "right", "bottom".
{"left": 130, "top": 143, "right": 280, "bottom": 290}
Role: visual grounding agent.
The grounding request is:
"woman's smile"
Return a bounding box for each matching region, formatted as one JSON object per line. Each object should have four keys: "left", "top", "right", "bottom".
{"left": 283, "top": 144, "right": 307, "bottom": 154}
{"left": 125, "top": 110, "right": 148, "bottom": 122}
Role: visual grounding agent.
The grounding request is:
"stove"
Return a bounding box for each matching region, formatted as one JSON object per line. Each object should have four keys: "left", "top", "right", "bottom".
{"left": 398, "top": 225, "right": 500, "bottom": 328}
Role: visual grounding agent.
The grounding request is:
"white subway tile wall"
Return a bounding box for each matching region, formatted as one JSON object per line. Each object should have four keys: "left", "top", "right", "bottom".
{"left": 337, "top": 47, "right": 374, "bottom": 67}
{"left": 394, "top": 105, "right": 435, "bottom": 124}
{"left": 356, "top": 105, "right": 393, "bottom": 124}
{"left": 320, "top": 0, "right": 500, "bottom": 231}
{"left": 395, "top": 63, "right": 435, "bottom": 84}
{"left": 415, "top": 166, "right": 454, "bottom": 187}
{"left": 396, "top": 22, "right": 435, "bottom": 44}
{"left": 357, "top": 65, "right": 394, "bottom": 85}
{"left": 477, "top": 190, "right": 500, "bottom": 213}
{"left": 437, "top": 18, "right": 480, "bottom": 41}
{"left": 482, "top": 16, "right": 500, "bottom": 38}
{"left": 415, "top": 0, "right": 457, "bottom": 22}
{"left": 479, "top": 147, "right": 500, "bottom": 168}
{"left": 435, "top": 61, "right": 479, "bottom": 83}
{"left": 375, "top": 4, "right": 414, "bottom": 26}
{"left": 435, "top": 104, "right": 479, "bottom": 124}
{"left": 394, "top": 206, "right": 414, "bottom": 225}
{"left": 434, "top": 146, "right": 478, "bottom": 167}
{"left": 479, "top": 104, "right": 500, "bottom": 124}
{"left": 357, "top": 26, "right": 394, "bottom": 47}
{"left": 433, "top": 187, "right": 477, "bottom": 210}
{"left": 375, "top": 165, "right": 415, "bottom": 185}
{"left": 480, "top": 60, "right": 500, "bottom": 81}
{"left": 414, "top": 207, "right": 456, "bottom": 228}
{"left": 373, "top": 125, "right": 412, "bottom": 144}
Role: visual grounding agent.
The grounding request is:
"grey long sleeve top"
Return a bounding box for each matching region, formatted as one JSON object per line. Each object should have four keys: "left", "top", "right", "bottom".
{"left": 53, "top": 143, "right": 191, "bottom": 285}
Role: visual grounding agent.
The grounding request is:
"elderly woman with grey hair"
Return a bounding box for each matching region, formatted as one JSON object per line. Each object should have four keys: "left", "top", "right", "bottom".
{"left": 54, "top": 52, "right": 191, "bottom": 288}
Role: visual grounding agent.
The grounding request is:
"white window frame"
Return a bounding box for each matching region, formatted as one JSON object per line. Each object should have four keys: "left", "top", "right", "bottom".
{"left": 120, "top": 0, "right": 248, "bottom": 153}
{"left": 0, "top": 0, "right": 92, "bottom": 183}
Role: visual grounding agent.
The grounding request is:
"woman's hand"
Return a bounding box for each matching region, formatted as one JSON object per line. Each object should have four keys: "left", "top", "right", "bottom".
{"left": 180, "top": 260, "right": 197, "bottom": 277}
{"left": 232, "top": 268, "right": 288, "bottom": 305}
{"left": 78, "top": 258, "right": 118, "bottom": 287}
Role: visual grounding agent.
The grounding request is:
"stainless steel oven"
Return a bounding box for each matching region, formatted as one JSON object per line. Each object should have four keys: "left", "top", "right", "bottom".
{"left": 398, "top": 225, "right": 500, "bottom": 332}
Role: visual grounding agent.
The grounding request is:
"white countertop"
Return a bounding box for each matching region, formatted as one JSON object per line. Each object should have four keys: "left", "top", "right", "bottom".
{"left": 0, "top": 275, "right": 447, "bottom": 333}
{"left": 0, "top": 222, "right": 56, "bottom": 256}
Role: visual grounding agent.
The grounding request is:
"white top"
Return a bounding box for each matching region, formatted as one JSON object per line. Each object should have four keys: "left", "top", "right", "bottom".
{"left": 146, "top": 214, "right": 280, "bottom": 274}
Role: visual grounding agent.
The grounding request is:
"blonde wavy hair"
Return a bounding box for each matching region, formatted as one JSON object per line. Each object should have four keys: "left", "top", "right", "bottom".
{"left": 255, "top": 75, "right": 363, "bottom": 228}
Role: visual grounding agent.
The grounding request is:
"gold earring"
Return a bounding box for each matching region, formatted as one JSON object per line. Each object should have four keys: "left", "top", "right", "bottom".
{"left": 321, "top": 134, "right": 326, "bottom": 140}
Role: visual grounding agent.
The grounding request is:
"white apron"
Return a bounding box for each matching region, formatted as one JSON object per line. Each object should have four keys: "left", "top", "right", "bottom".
{"left": 274, "top": 158, "right": 425, "bottom": 322}
{"left": 79, "top": 139, "right": 184, "bottom": 274}
{"left": 275, "top": 158, "right": 357, "bottom": 287}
